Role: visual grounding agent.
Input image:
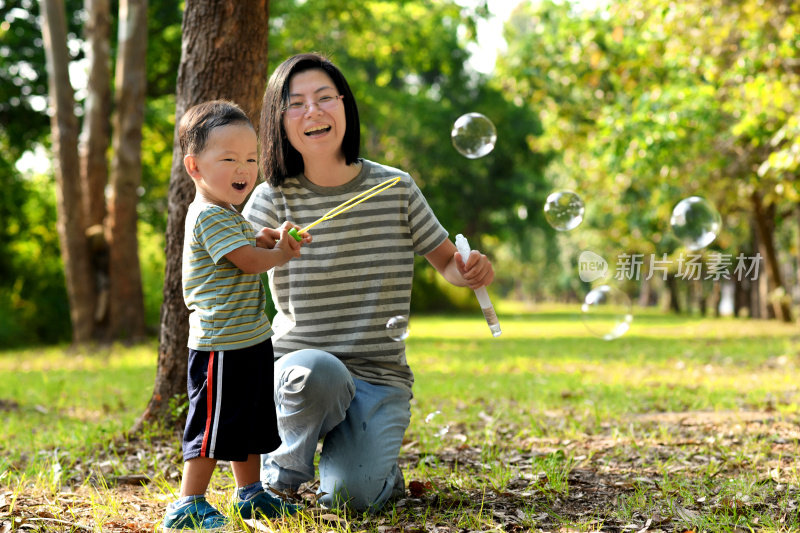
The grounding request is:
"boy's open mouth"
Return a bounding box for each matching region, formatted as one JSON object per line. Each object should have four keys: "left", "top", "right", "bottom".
{"left": 232, "top": 181, "right": 247, "bottom": 191}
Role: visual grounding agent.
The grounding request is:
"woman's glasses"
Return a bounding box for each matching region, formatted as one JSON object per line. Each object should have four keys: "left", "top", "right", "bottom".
{"left": 282, "top": 94, "right": 344, "bottom": 118}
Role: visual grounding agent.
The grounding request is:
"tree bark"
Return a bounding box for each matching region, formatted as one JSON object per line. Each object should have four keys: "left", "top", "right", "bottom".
{"left": 665, "top": 273, "right": 681, "bottom": 313}
{"left": 733, "top": 271, "right": 748, "bottom": 318}
{"left": 41, "top": 0, "right": 96, "bottom": 343}
{"left": 107, "top": 0, "right": 148, "bottom": 340}
{"left": 134, "top": 0, "right": 271, "bottom": 430}
{"left": 81, "top": 0, "right": 112, "bottom": 329}
{"left": 81, "top": 0, "right": 111, "bottom": 229}
{"left": 751, "top": 190, "right": 793, "bottom": 322}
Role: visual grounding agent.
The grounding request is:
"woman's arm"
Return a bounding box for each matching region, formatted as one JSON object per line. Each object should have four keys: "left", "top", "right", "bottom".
{"left": 425, "top": 238, "right": 494, "bottom": 289}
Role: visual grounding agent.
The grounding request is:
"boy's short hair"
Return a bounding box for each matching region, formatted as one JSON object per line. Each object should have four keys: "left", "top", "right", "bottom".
{"left": 179, "top": 100, "right": 253, "bottom": 156}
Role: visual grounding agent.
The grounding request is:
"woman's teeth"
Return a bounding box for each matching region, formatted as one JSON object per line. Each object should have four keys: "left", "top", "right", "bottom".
{"left": 304, "top": 125, "right": 331, "bottom": 136}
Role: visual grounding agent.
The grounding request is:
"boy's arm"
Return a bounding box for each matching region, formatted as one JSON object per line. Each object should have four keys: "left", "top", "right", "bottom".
{"left": 425, "top": 239, "right": 494, "bottom": 289}
{"left": 226, "top": 223, "right": 306, "bottom": 273}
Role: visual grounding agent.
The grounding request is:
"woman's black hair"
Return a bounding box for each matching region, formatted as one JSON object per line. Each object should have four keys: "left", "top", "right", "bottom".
{"left": 260, "top": 53, "right": 360, "bottom": 186}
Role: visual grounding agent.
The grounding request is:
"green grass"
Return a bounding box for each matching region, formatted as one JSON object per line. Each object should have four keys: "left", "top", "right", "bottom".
{"left": 2, "top": 304, "right": 800, "bottom": 531}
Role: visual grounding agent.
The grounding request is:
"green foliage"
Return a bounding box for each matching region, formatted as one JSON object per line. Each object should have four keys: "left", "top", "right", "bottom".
{"left": 497, "top": 0, "right": 800, "bottom": 299}
{"left": 0, "top": 0, "right": 78, "bottom": 155}
{"left": 11, "top": 0, "right": 799, "bottom": 340}
{"left": 0, "top": 162, "right": 71, "bottom": 346}
{"left": 0, "top": 0, "right": 182, "bottom": 344}
{"left": 139, "top": 95, "right": 176, "bottom": 232}
{"left": 138, "top": 220, "right": 165, "bottom": 329}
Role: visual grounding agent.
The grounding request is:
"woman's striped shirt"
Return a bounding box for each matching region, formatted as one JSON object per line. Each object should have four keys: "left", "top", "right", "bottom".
{"left": 242, "top": 159, "right": 448, "bottom": 393}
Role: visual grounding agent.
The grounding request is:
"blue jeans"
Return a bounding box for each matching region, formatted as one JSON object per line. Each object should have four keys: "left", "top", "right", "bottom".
{"left": 261, "top": 349, "right": 411, "bottom": 512}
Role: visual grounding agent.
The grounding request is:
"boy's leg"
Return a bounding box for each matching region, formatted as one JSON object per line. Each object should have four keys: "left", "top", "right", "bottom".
{"left": 163, "top": 350, "right": 228, "bottom": 531}
{"left": 317, "top": 378, "right": 411, "bottom": 512}
{"left": 180, "top": 457, "right": 217, "bottom": 497}
{"left": 230, "top": 454, "right": 261, "bottom": 488}
{"left": 262, "top": 349, "right": 355, "bottom": 491}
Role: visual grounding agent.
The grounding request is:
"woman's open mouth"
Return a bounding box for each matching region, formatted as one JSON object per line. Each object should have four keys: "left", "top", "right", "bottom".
{"left": 304, "top": 125, "right": 331, "bottom": 136}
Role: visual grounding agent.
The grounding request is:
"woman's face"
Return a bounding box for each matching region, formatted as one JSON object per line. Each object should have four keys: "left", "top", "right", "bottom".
{"left": 282, "top": 68, "right": 347, "bottom": 163}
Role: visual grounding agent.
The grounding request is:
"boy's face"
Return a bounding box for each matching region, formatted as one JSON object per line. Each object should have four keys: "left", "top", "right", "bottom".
{"left": 183, "top": 123, "right": 258, "bottom": 208}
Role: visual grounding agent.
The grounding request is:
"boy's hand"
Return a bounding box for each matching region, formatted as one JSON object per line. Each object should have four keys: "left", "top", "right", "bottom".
{"left": 455, "top": 250, "right": 494, "bottom": 289}
{"left": 275, "top": 221, "right": 310, "bottom": 263}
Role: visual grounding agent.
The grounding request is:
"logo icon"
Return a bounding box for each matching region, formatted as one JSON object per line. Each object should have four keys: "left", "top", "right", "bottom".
{"left": 578, "top": 250, "right": 608, "bottom": 283}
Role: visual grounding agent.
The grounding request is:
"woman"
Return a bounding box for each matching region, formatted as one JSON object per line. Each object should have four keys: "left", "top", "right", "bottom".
{"left": 242, "top": 52, "right": 494, "bottom": 512}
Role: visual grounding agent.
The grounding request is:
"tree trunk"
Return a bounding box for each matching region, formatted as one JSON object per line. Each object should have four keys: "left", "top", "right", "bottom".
{"left": 41, "top": 0, "right": 96, "bottom": 343}
{"left": 709, "top": 280, "right": 721, "bottom": 318}
{"left": 81, "top": 0, "right": 111, "bottom": 228}
{"left": 134, "top": 0, "right": 271, "bottom": 431}
{"left": 638, "top": 254, "right": 652, "bottom": 307}
{"left": 81, "top": 0, "right": 112, "bottom": 329}
{"left": 733, "top": 274, "right": 750, "bottom": 318}
{"left": 695, "top": 280, "right": 707, "bottom": 317}
{"left": 666, "top": 273, "right": 681, "bottom": 313}
{"left": 751, "top": 191, "right": 793, "bottom": 322}
{"left": 107, "top": 0, "right": 148, "bottom": 340}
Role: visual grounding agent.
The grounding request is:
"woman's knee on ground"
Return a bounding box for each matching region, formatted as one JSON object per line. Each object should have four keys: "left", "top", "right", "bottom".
{"left": 275, "top": 349, "right": 355, "bottom": 408}
{"left": 318, "top": 472, "right": 388, "bottom": 513}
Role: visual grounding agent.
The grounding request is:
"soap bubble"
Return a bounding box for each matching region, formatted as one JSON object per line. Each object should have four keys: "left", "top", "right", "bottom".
{"left": 544, "top": 190, "right": 585, "bottom": 231}
{"left": 424, "top": 410, "right": 449, "bottom": 438}
{"left": 424, "top": 410, "right": 442, "bottom": 424}
{"left": 386, "top": 315, "right": 410, "bottom": 341}
{"left": 669, "top": 196, "right": 721, "bottom": 251}
{"left": 451, "top": 112, "right": 497, "bottom": 159}
{"left": 581, "top": 285, "right": 633, "bottom": 340}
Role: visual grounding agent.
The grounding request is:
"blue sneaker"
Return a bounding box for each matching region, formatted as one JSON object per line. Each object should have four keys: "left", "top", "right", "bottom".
{"left": 162, "top": 497, "right": 228, "bottom": 532}
{"left": 236, "top": 489, "right": 302, "bottom": 519}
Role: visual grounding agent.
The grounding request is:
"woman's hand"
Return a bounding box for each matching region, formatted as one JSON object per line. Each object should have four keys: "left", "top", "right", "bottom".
{"left": 255, "top": 226, "right": 280, "bottom": 249}
{"left": 455, "top": 249, "right": 495, "bottom": 290}
{"left": 257, "top": 222, "right": 312, "bottom": 249}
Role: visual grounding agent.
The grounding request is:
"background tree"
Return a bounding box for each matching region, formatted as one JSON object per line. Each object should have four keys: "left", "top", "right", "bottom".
{"left": 40, "top": 0, "right": 150, "bottom": 342}
{"left": 497, "top": 0, "right": 799, "bottom": 318}
{"left": 41, "top": 0, "right": 96, "bottom": 342}
{"left": 136, "top": 0, "right": 270, "bottom": 429}
{"left": 107, "top": 0, "right": 147, "bottom": 338}
{"left": 8, "top": 0, "right": 797, "bottom": 355}
{"left": 1, "top": 0, "right": 181, "bottom": 345}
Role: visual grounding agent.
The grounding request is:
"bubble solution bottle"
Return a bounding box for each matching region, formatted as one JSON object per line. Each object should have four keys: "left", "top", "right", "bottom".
{"left": 455, "top": 234, "right": 502, "bottom": 337}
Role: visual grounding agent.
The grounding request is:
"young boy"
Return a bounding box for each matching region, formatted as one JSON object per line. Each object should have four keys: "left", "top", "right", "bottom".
{"left": 162, "top": 100, "right": 309, "bottom": 531}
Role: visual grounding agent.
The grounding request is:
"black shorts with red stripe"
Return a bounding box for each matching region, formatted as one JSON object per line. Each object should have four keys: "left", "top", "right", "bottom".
{"left": 182, "top": 339, "right": 280, "bottom": 462}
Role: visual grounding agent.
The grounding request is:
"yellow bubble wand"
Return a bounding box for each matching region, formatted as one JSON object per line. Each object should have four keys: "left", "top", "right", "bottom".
{"left": 288, "top": 176, "right": 402, "bottom": 241}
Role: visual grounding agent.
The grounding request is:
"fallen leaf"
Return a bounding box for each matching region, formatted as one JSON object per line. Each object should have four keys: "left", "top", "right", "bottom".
{"left": 319, "top": 513, "right": 346, "bottom": 524}
{"left": 407, "top": 480, "right": 433, "bottom": 498}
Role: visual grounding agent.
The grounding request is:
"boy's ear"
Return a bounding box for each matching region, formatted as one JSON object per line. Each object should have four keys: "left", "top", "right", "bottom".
{"left": 183, "top": 154, "right": 201, "bottom": 180}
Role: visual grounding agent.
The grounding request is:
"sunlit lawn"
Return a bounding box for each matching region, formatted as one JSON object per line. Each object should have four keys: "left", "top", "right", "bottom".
{"left": 409, "top": 302, "right": 800, "bottom": 436}
{"left": 2, "top": 303, "right": 800, "bottom": 531}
